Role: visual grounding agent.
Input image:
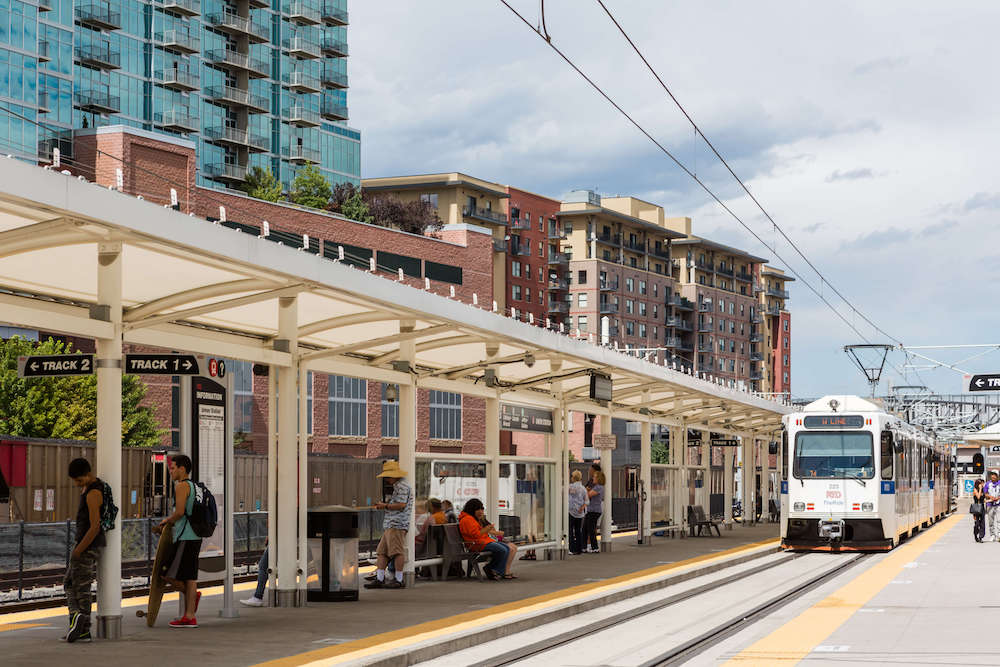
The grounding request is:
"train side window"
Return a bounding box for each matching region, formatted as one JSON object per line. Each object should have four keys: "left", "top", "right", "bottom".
{"left": 781, "top": 429, "right": 788, "bottom": 480}
{"left": 880, "top": 431, "right": 893, "bottom": 480}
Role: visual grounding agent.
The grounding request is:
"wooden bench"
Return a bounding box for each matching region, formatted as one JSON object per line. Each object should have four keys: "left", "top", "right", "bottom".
{"left": 687, "top": 505, "right": 722, "bottom": 537}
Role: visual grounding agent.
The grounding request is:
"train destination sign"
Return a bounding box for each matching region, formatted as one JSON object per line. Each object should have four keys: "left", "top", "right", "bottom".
{"left": 964, "top": 373, "right": 1000, "bottom": 393}
{"left": 17, "top": 354, "right": 95, "bottom": 377}
{"left": 125, "top": 353, "right": 201, "bottom": 375}
{"left": 500, "top": 403, "right": 553, "bottom": 433}
{"left": 803, "top": 415, "right": 865, "bottom": 429}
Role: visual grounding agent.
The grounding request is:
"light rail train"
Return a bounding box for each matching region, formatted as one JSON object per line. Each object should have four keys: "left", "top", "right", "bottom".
{"left": 781, "top": 395, "right": 953, "bottom": 551}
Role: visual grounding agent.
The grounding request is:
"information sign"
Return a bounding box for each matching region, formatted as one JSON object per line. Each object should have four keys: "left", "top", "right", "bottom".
{"left": 500, "top": 403, "right": 554, "bottom": 433}
{"left": 593, "top": 434, "right": 617, "bottom": 450}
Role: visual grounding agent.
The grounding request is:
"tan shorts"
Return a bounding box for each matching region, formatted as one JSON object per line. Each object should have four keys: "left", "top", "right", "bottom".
{"left": 376, "top": 528, "right": 408, "bottom": 560}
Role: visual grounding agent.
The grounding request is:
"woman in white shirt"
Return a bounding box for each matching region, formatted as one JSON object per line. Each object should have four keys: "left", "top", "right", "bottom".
{"left": 567, "top": 470, "right": 588, "bottom": 555}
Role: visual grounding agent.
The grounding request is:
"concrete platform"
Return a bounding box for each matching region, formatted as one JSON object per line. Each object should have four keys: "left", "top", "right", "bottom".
{"left": 0, "top": 523, "right": 778, "bottom": 667}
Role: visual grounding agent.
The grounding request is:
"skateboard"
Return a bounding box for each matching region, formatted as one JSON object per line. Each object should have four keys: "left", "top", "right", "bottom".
{"left": 137, "top": 527, "right": 173, "bottom": 627}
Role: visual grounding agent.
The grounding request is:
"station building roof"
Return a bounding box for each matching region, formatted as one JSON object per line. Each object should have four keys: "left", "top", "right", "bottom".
{"left": 0, "top": 158, "right": 791, "bottom": 435}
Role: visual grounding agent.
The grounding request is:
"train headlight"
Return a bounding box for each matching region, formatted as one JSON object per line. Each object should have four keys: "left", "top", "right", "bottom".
{"left": 861, "top": 502, "right": 874, "bottom": 512}
{"left": 793, "top": 502, "right": 805, "bottom": 511}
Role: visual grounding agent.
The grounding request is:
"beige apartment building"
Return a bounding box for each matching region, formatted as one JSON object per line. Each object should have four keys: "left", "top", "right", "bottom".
{"left": 362, "top": 173, "right": 511, "bottom": 307}
{"left": 558, "top": 190, "right": 686, "bottom": 363}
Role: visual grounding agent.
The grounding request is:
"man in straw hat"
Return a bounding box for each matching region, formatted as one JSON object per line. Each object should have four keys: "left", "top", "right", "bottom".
{"left": 365, "top": 460, "right": 413, "bottom": 589}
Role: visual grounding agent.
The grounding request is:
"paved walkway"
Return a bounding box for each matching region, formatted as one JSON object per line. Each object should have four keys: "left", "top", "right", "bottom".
{"left": 0, "top": 524, "right": 778, "bottom": 666}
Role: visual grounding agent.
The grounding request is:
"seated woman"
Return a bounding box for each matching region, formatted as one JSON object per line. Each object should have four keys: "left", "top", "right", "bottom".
{"left": 458, "top": 498, "right": 517, "bottom": 580}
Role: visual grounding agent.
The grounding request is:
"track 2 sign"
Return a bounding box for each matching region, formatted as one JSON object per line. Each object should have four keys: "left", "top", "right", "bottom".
{"left": 17, "top": 354, "right": 94, "bottom": 377}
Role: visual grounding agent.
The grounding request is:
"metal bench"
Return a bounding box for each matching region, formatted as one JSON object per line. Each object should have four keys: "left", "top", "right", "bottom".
{"left": 687, "top": 505, "right": 722, "bottom": 537}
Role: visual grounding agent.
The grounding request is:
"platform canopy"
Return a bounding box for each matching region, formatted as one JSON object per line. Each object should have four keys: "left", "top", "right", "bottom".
{"left": 0, "top": 157, "right": 791, "bottom": 435}
{"left": 965, "top": 423, "right": 1000, "bottom": 444}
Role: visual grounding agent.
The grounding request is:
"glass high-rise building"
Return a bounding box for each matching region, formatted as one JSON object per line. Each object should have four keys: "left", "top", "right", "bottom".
{"left": 0, "top": 0, "right": 359, "bottom": 191}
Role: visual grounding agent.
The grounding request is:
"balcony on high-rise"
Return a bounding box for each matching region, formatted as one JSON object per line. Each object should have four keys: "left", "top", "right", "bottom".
{"left": 161, "top": 0, "right": 201, "bottom": 17}
{"left": 155, "top": 110, "right": 199, "bottom": 134}
{"left": 284, "top": 70, "right": 322, "bottom": 93}
{"left": 205, "top": 49, "right": 271, "bottom": 78}
{"left": 547, "top": 252, "right": 569, "bottom": 267}
{"left": 155, "top": 29, "right": 200, "bottom": 55}
{"left": 321, "top": 66, "right": 348, "bottom": 89}
{"left": 320, "top": 100, "right": 348, "bottom": 121}
{"left": 203, "top": 163, "right": 248, "bottom": 184}
{"left": 37, "top": 91, "right": 51, "bottom": 113}
{"left": 74, "top": 89, "right": 120, "bottom": 114}
{"left": 75, "top": 3, "right": 121, "bottom": 30}
{"left": 204, "top": 126, "right": 269, "bottom": 152}
{"left": 320, "top": 35, "right": 349, "bottom": 58}
{"left": 283, "top": 36, "right": 321, "bottom": 59}
{"left": 156, "top": 67, "right": 200, "bottom": 92}
{"left": 461, "top": 205, "right": 507, "bottom": 226}
{"left": 321, "top": 1, "right": 348, "bottom": 25}
{"left": 37, "top": 40, "right": 52, "bottom": 62}
{"left": 206, "top": 11, "right": 270, "bottom": 44}
{"left": 205, "top": 85, "right": 270, "bottom": 114}
{"left": 286, "top": 105, "right": 322, "bottom": 127}
{"left": 766, "top": 286, "right": 790, "bottom": 299}
{"left": 281, "top": 144, "right": 321, "bottom": 164}
{"left": 75, "top": 43, "right": 121, "bottom": 70}
{"left": 286, "top": 1, "right": 322, "bottom": 25}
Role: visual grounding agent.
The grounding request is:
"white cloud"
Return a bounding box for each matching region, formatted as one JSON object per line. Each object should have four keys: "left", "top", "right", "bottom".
{"left": 347, "top": 0, "right": 1000, "bottom": 396}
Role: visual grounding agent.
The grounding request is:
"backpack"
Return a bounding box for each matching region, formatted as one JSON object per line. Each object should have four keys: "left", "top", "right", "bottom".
{"left": 99, "top": 480, "right": 118, "bottom": 532}
{"left": 185, "top": 479, "right": 218, "bottom": 538}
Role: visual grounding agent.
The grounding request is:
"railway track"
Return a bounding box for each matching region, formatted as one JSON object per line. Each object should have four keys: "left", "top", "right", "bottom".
{"left": 445, "top": 552, "right": 870, "bottom": 667}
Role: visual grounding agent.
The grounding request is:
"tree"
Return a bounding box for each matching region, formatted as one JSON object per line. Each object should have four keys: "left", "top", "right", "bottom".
{"left": 365, "top": 195, "right": 440, "bottom": 235}
{"left": 242, "top": 167, "right": 282, "bottom": 202}
{"left": 288, "top": 164, "right": 332, "bottom": 210}
{"left": 340, "top": 191, "right": 373, "bottom": 224}
{"left": 327, "top": 182, "right": 360, "bottom": 212}
{"left": 651, "top": 440, "right": 670, "bottom": 464}
{"left": 0, "top": 336, "right": 166, "bottom": 447}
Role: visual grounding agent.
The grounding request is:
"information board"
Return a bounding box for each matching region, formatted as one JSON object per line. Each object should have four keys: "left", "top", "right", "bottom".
{"left": 500, "top": 403, "right": 554, "bottom": 433}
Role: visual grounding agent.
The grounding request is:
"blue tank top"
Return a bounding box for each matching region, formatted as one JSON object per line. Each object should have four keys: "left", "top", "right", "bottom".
{"left": 173, "top": 479, "right": 200, "bottom": 542}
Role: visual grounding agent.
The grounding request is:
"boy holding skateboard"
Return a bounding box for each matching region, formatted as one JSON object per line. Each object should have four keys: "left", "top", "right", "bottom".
{"left": 63, "top": 458, "right": 107, "bottom": 643}
{"left": 157, "top": 454, "right": 202, "bottom": 628}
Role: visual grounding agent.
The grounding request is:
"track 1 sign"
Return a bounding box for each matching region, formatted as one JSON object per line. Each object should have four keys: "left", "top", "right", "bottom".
{"left": 17, "top": 354, "right": 94, "bottom": 377}
{"left": 964, "top": 373, "right": 1000, "bottom": 393}
{"left": 125, "top": 353, "right": 200, "bottom": 375}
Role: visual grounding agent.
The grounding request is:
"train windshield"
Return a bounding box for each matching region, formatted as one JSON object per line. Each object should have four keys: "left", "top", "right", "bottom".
{"left": 793, "top": 431, "right": 874, "bottom": 480}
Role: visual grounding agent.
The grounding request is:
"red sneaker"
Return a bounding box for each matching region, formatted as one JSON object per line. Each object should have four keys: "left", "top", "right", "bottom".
{"left": 169, "top": 616, "right": 198, "bottom": 628}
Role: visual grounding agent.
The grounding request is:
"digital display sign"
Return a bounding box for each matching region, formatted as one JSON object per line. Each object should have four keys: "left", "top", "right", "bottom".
{"left": 803, "top": 415, "right": 865, "bottom": 429}
{"left": 590, "top": 373, "right": 613, "bottom": 402}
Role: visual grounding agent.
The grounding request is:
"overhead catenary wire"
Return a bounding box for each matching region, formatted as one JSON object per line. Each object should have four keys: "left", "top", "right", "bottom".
{"left": 592, "top": 0, "right": 904, "bottom": 351}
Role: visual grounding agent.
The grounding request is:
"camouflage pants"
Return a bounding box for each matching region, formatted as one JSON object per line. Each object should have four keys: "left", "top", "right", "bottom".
{"left": 64, "top": 547, "right": 99, "bottom": 631}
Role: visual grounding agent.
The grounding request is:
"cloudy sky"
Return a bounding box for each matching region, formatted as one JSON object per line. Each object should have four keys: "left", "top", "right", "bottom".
{"left": 347, "top": 1, "right": 1000, "bottom": 398}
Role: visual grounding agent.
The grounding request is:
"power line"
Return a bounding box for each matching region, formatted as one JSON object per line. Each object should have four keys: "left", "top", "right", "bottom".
{"left": 592, "top": 0, "right": 903, "bottom": 349}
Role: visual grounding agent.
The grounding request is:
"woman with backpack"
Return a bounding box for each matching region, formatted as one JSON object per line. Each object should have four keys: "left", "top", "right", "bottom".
{"left": 157, "top": 454, "right": 204, "bottom": 628}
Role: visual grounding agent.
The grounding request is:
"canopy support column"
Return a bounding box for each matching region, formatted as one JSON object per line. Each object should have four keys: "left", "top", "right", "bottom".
{"left": 95, "top": 242, "right": 122, "bottom": 640}
{"left": 297, "top": 364, "right": 309, "bottom": 603}
{"left": 275, "top": 295, "right": 300, "bottom": 607}
{"left": 639, "top": 404, "right": 652, "bottom": 545}
{"left": 551, "top": 361, "right": 567, "bottom": 559}
{"left": 600, "top": 411, "right": 613, "bottom": 552}
{"left": 266, "top": 369, "right": 277, "bottom": 604}
{"left": 485, "top": 345, "right": 500, "bottom": 519}
{"left": 398, "top": 321, "right": 417, "bottom": 588}
{"left": 724, "top": 442, "right": 734, "bottom": 530}
{"left": 699, "top": 429, "right": 710, "bottom": 511}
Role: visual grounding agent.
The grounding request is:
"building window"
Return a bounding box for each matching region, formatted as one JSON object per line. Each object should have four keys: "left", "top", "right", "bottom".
{"left": 783, "top": 372, "right": 789, "bottom": 384}
{"left": 626, "top": 277, "right": 634, "bottom": 292}
{"left": 639, "top": 280, "right": 647, "bottom": 295}
{"left": 783, "top": 354, "right": 789, "bottom": 366}
{"left": 381, "top": 384, "right": 399, "bottom": 438}
{"left": 578, "top": 292, "right": 588, "bottom": 307}
{"left": 578, "top": 315, "right": 588, "bottom": 332}
{"left": 639, "top": 323, "right": 647, "bottom": 338}
{"left": 729, "top": 302, "right": 735, "bottom": 315}
{"left": 652, "top": 305, "right": 658, "bottom": 319}
{"left": 232, "top": 361, "right": 253, "bottom": 434}
{"left": 730, "top": 340, "right": 736, "bottom": 352}
{"left": 625, "top": 299, "right": 634, "bottom": 314}
{"left": 626, "top": 321, "right": 635, "bottom": 336}
{"left": 539, "top": 215, "right": 544, "bottom": 231}
{"left": 539, "top": 267, "right": 544, "bottom": 282}
{"left": 784, "top": 336, "right": 790, "bottom": 348}
{"left": 329, "top": 375, "right": 367, "bottom": 437}
{"left": 512, "top": 261, "right": 521, "bottom": 277}
{"left": 420, "top": 193, "right": 439, "bottom": 208}
{"left": 718, "top": 358, "right": 725, "bottom": 371}
{"left": 719, "top": 299, "right": 725, "bottom": 313}
{"left": 525, "top": 263, "right": 531, "bottom": 277}
{"left": 525, "top": 287, "right": 531, "bottom": 303}
{"left": 578, "top": 270, "right": 587, "bottom": 284}
{"left": 719, "top": 339, "right": 726, "bottom": 352}
{"left": 639, "top": 302, "right": 647, "bottom": 317}
{"left": 512, "top": 284, "right": 522, "bottom": 301}
{"left": 429, "top": 390, "right": 462, "bottom": 440}
{"left": 730, "top": 360, "right": 736, "bottom": 372}
{"left": 783, "top": 319, "right": 789, "bottom": 331}
{"left": 730, "top": 321, "right": 735, "bottom": 334}
{"left": 524, "top": 211, "right": 531, "bottom": 223}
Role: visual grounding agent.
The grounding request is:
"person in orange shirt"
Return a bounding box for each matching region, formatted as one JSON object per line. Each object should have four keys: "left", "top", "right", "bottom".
{"left": 429, "top": 498, "right": 447, "bottom": 525}
{"left": 458, "top": 498, "right": 516, "bottom": 580}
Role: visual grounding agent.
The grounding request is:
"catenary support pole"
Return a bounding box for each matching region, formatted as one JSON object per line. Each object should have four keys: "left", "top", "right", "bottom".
{"left": 95, "top": 242, "right": 122, "bottom": 639}
{"left": 485, "top": 345, "right": 501, "bottom": 520}
{"left": 550, "top": 360, "right": 567, "bottom": 558}
{"left": 600, "top": 410, "right": 613, "bottom": 551}
{"left": 398, "top": 321, "right": 417, "bottom": 588}
{"left": 275, "top": 295, "right": 299, "bottom": 607}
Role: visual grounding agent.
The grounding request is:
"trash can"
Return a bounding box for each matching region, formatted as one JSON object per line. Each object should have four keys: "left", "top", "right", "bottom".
{"left": 306, "top": 505, "right": 359, "bottom": 602}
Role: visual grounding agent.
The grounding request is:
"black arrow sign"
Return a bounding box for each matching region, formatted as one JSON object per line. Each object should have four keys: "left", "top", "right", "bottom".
{"left": 18, "top": 354, "right": 95, "bottom": 377}
{"left": 968, "top": 374, "right": 1000, "bottom": 392}
{"left": 125, "top": 354, "right": 201, "bottom": 376}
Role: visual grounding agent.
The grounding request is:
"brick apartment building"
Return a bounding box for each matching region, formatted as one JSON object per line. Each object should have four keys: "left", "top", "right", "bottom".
{"left": 503, "top": 187, "right": 565, "bottom": 329}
